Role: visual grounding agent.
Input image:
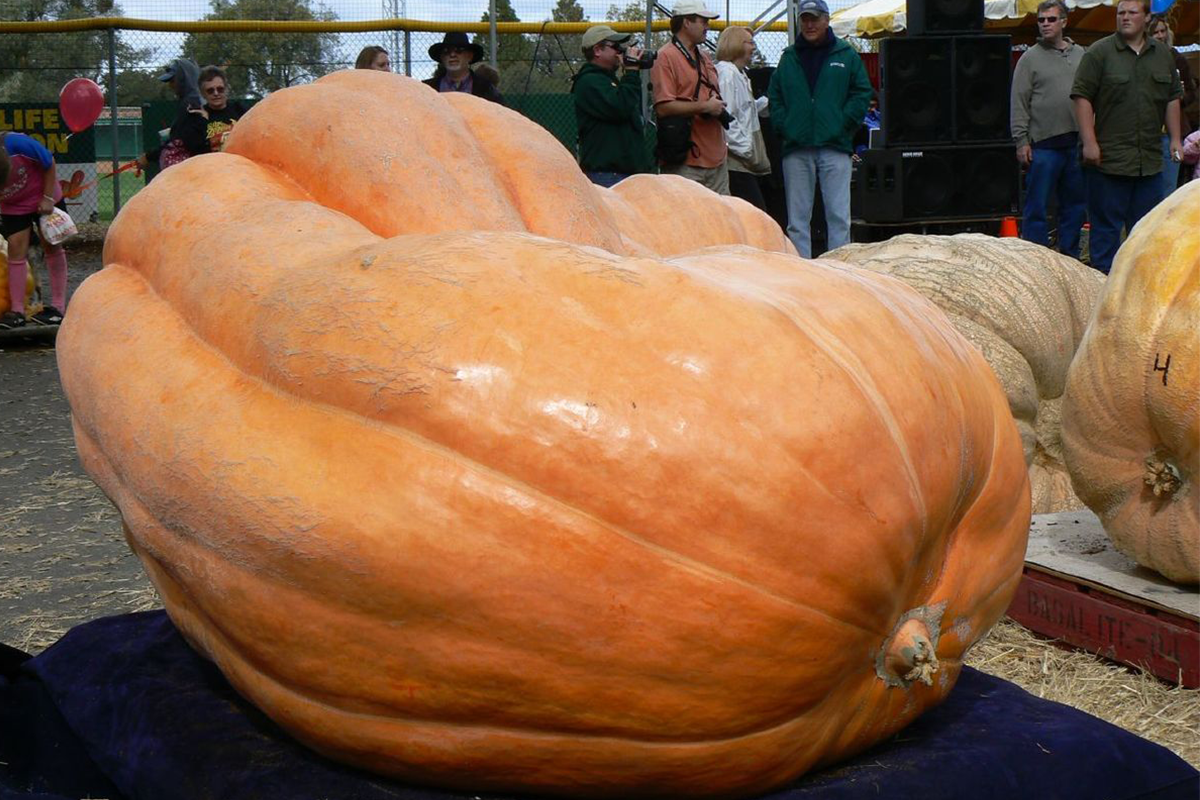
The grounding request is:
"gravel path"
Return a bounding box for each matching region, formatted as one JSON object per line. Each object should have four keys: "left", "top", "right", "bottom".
{"left": 0, "top": 242, "right": 159, "bottom": 654}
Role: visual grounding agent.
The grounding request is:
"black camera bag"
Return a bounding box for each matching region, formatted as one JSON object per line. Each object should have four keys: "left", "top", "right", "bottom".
{"left": 654, "top": 39, "right": 710, "bottom": 166}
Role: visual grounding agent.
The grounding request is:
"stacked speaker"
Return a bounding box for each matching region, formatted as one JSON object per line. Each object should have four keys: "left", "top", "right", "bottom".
{"left": 855, "top": 0, "right": 1019, "bottom": 223}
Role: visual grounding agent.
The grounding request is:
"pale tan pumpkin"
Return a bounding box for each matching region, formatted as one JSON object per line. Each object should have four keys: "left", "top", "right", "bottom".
{"left": 826, "top": 234, "right": 1105, "bottom": 514}
{"left": 1061, "top": 184, "right": 1199, "bottom": 585}
{"left": 56, "top": 71, "right": 1030, "bottom": 798}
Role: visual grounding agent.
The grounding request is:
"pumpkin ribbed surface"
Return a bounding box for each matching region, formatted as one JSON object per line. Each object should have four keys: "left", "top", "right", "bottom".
{"left": 825, "top": 234, "right": 1104, "bottom": 515}
{"left": 57, "top": 71, "right": 1030, "bottom": 798}
{"left": 1062, "top": 184, "right": 1199, "bottom": 585}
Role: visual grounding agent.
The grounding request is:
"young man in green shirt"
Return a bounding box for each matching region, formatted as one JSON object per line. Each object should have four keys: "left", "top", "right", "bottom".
{"left": 1071, "top": 0, "right": 1182, "bottom": 272}
{"left": 571, "top": 25, "right": 654, "bottom": 187}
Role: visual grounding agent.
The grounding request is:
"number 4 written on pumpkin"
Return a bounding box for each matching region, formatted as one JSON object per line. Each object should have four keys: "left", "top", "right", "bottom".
{"left": 1153, "top": 353, "right": 1171, "bottom": 386}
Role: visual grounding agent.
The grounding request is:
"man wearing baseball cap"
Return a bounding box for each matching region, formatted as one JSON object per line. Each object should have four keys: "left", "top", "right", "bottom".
{"left": 767, "top": 0, "right": 872, "bottom": 256}
{"left": 571, "top": 25, "right": 654, "bottom": 186}
{"left": 649, "top": 0, "right": 730, "bottom": 194}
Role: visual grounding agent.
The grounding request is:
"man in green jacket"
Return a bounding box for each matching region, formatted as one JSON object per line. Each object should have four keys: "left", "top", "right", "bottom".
{"left": 571, "top": 25, "right": 654, "bottom": 187}
{"left": 767, "top": 0, "right": 872, "bottom": 257}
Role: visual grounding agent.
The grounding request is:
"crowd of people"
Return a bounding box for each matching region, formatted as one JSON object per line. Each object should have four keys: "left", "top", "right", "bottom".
{"left": 571, "top": 0, "right": 872, "bottom": 258}
{"left": 1012, "top": 0, "right": 1194, "bottom": 272}
{"left": 348, "top": 1, "right": 873, "bottom": 258}
{"left": 2, "top": 0, "right": 1195, "bottom": 330}
{"left": 0, "top": 57, "right": 251, "bottom": 330}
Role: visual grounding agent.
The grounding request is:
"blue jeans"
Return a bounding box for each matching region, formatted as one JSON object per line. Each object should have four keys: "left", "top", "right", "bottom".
{"left": 781, "top": 147, "right": 852, "bottom": 258}
{"left": 1022, "top": 146, "right": 1085, "bottom": 259}
{"left": 1083, "top": 169, "right": 1162, "bottom": 274}
{"left": 586, "top": 171, "right": 630, "bottom": 188}
{"left": 1161, "top": 135, "right": 1181, "bottom": 197}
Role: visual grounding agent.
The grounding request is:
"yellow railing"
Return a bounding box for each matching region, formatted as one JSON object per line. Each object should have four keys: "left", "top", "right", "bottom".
{"left": 0, "top": 17, "right": 790, "bottom": 34}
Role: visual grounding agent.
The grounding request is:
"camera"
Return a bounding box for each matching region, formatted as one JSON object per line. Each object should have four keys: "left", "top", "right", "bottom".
{"left": 622, "top": 48, "right": 657, "bottom": 69}
{"left": 717, "top": 109, "right": 734, "bottom": 129}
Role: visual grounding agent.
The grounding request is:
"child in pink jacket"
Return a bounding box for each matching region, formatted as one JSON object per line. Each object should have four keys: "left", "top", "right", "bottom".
{"left": 0, "top": 132, "right": 68, "bottom": 329}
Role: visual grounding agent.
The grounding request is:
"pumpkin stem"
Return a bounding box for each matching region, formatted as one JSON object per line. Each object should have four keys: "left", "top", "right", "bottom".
{"left": 1144, "top": 457, "right": 1182, "bottom": 498}
{"left": 881, "top": 617, "right": 940, "bottom": 687}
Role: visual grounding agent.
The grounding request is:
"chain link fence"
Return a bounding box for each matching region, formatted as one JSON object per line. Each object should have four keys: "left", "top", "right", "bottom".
{"left": 0, "top": 1, "right": 864, "bottom": 218}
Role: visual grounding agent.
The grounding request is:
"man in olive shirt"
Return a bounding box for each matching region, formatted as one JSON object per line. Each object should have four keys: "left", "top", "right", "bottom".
{"left": 1071, "top": 0, "right": 1181, "bottom": 273}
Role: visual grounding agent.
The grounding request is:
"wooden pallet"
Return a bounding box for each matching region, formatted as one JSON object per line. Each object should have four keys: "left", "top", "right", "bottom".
{"left": 1006, "top": 511, "right": 1200, "bottom": 688}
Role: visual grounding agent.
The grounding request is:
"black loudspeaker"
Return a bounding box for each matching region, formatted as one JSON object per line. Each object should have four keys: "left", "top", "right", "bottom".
{"left": 852, "top": 150, "right": 904, "bottom": 222}
{"left": 881, "top": 36, "right": 1012, "bottom": 146}
{"left": 954, "top": 36, "right": 1013, "bottom": 143}
{"left": 907, "top": 0, "right": 985, "bottom": 35}
{"left": 898, "top": 145, "right": 1019, "bottom": 219}
{"left": 881, "top": 38, "right": 953, "bottom": 146}
{"left": 853, "top": 146, "right": 1018, "bottom": 222}
{"left": 746, "top": 66, "right": 775, "bottom": 100}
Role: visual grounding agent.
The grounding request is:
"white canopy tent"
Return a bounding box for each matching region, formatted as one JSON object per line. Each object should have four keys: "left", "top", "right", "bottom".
{"left": 829, "top": 0, "right": 1199, "bottom": 45}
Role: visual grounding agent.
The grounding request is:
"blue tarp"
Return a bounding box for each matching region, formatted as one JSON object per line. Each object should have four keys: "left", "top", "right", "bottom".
{"left": 2, "top": 611, "right": 1197, "bottom": 800}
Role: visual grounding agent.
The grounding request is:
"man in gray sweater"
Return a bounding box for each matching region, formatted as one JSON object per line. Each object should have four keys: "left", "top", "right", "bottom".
{"left": 1010, "top": 0, "right": 1086, "bottom": 258}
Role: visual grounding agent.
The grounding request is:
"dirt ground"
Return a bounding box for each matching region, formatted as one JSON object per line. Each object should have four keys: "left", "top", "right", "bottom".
{"left": 1, "top": 237, "right": 1196, "bottom": 775}
{"left": 0, "top": 241, "right": 159, "bottom": 654}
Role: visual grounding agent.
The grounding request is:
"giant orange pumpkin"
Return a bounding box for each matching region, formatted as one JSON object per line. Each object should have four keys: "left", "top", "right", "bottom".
{"left": 56, "top": 71, "right": 1030, "bottom": 798}
{"left": 1062, "top": 183, "right": 1199, "bottom": 585}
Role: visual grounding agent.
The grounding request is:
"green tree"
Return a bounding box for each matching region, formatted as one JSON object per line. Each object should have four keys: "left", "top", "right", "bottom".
{"left": 473, "top": 0, "right": 530, "bottom": 83}
{"left": 0, "top": 0, "right": 153, "bottom": 104}
{"left": 109, "top": 69, "right": 175, "bottom": 107}
{"left": 182, "top": 0, "right": 340, "bottom": 97}
{"left": 605, "top": 1, "right": 671, "bottom": 50}
{"left": 509, "top": 0, "right": 587, "bottom": 94}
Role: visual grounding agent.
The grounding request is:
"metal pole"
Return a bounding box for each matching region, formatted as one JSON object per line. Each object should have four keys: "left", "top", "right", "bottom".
{"left": 489, "top": 0, "right": 498, "bottom": 69}
{"left": 400, "top": 0, "right": 409, "bottom": 76}
{"left": 787, "top": 0, "right": 796, "bottom": 44}
{"left": 643, "top": 0, "right": 653, "bottom": 126}
{"left": 107, "top": 27, "right": 120, "bottom": 216}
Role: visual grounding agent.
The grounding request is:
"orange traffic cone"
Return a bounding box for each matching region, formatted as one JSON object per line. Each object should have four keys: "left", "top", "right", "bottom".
{"left": 999, "top": 216, "right": 1019, "bottom": 237}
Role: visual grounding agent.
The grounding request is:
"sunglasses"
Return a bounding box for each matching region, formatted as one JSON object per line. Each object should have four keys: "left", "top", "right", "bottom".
{"left": 202, "top": 85, "right": 227, "bottom": 95}
{"left": 1036, "top": 15, "right": 1061, "bottom": 22}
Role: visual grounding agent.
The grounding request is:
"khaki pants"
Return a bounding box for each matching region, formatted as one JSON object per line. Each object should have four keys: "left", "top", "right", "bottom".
{"left": 661, "top": 160, "right": 730, "bottom": 196}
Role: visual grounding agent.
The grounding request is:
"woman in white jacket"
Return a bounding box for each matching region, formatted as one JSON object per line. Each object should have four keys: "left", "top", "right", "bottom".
{"left": 715, "top": 26, "right": 770, "bottom": 209}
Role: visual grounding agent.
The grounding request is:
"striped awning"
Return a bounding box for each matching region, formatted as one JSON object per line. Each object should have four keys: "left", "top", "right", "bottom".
{"left": 830, "top": 0, "right": 1198, "bottom": 45}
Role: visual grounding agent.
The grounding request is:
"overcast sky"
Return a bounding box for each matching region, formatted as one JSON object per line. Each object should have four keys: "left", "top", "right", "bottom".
{"left": 111, "top": 0, "right": 824, "bottom": 78}
{"left": 112, "top": 0, "right": 839, "bottom": 24}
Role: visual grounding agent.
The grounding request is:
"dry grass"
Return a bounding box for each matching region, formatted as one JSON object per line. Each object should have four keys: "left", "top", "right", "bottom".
{"left": 968, "top": 617, "right": 1200, "bottom": 768}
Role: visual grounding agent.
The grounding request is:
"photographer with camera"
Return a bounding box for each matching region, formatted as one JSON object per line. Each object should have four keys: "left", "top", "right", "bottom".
{"left": 650, "top": 0, "right": 730, "bottom": 195}
{"left": 767, "top": 0, "right": 872, "bottom": 257}
{"left": 571, "top": 25, "right": 655, "bottom": 187}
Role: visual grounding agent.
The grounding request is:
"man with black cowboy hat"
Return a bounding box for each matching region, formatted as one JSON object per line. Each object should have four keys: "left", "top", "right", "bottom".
{"left": 650, "top": 0, "right": 729, "bottom": 194}
{"left": 571, "top": 24, "right": 654, "bottom": 187}
{"left": 423, "top": 32, "right": 504, "bottom": 105}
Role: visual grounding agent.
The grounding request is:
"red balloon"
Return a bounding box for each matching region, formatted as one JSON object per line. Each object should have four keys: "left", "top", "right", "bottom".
{"left": 60, "top": 78, "right": 106, "bottom": 134}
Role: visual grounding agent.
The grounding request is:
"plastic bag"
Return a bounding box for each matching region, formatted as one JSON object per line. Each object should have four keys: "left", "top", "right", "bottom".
{"left": 38, "top": 206, "right": 78, "bottom": 247}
